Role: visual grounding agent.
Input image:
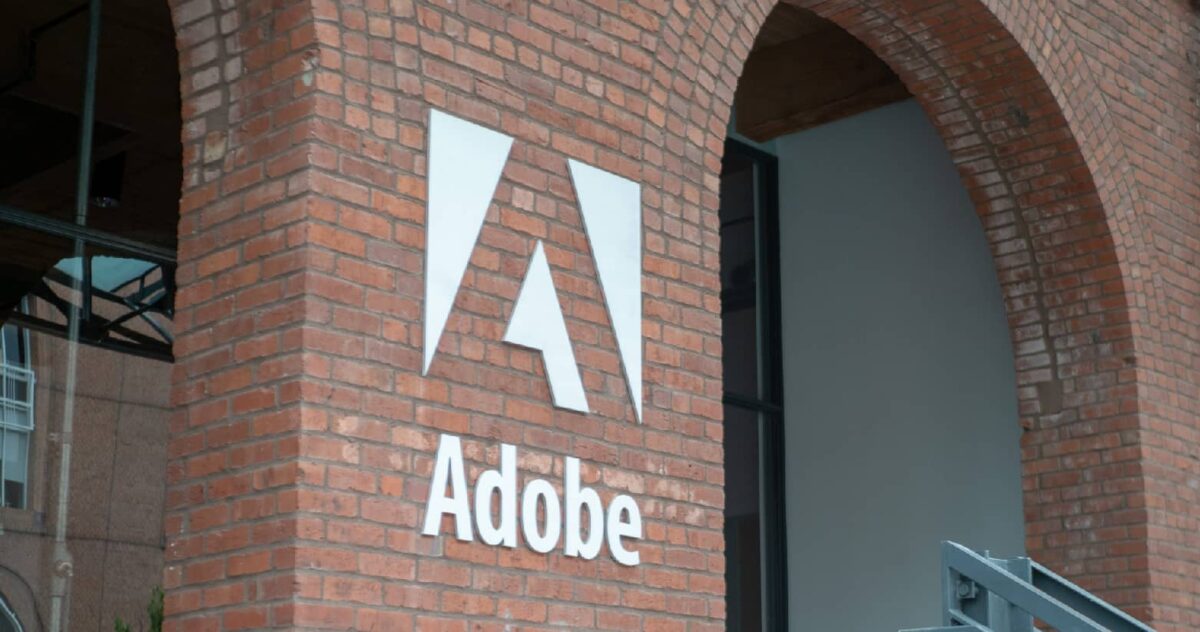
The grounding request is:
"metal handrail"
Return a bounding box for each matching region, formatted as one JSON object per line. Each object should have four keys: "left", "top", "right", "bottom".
{"left": 900, "top": 541, "right": 1155, "bottom": 632}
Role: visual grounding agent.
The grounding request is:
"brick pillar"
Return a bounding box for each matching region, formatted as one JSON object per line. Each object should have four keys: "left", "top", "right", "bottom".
{"left": 164, "top": 0, "right": 729, "bottom": 629}
{"left": 165, "top": 0, "right": 330, "bottom": 628}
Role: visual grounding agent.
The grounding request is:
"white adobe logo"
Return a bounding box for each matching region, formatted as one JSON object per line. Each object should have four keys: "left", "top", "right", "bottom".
{"left": 422, "top": 110, "right": 643, "bottom": 423}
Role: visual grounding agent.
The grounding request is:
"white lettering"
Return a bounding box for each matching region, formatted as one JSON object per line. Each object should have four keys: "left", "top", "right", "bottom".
{"left": 474, "top": 443, "right": 517, "bottom": 547}
{"left": 564, "top": 456, "right": 603, "bottom": 559}
{"left": 421, "top": 434, "right": 473, "bottom": 541}
{"left": 521, "top": 478, "right": 562, "bottom": 553}
{"left": 421, "top": 433, "right": 642, "bottom": 565}
{"left": 606, "top": 494, "right": 642, "bottom": 566}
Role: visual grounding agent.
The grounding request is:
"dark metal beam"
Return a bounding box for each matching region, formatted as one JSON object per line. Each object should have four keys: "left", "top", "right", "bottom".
{"left": 0, "top": 203, "right": 175, "bottom": 264}
{"left": 7, "top": 311, "right": 171, "bottom": 362}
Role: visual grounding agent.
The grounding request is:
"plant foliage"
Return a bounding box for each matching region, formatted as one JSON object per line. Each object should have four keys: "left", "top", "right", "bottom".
{"left": 113, "top": 586, "right": 163, "bottom": 632}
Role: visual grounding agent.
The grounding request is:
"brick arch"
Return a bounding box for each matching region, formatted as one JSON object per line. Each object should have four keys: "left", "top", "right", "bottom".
{"left": 665, "top": 0, "right": 1154, "bottom": 622}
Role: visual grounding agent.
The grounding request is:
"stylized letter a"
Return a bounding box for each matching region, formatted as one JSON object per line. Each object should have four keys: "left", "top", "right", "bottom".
{"left": 423, "top": 110, "right": 643, "bottom": 423}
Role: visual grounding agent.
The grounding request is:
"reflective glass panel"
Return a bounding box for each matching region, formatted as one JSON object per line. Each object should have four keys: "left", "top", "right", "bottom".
{"left": 720, "top": 140, "right": 785, "bottom": 630}
{"left": 720, "top": 152, "right": 760, "bottom": 398}
{"left": 724, "top": 404, "right": 763, "bottom": 631}
{"left": 0, "top": 1, "right": 180, "bottom": 629}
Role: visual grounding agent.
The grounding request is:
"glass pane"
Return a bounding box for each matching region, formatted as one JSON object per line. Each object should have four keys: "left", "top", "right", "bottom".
{"left": 1, "top": 326, "right": 18, "bottom": 365}
{"left": 2, "top": 430, "right": 26, "bottom": 509}
{"left": 720, "top": 153, "right": 760, "bottom": 398}
{"left": 10, "top": 303, "right": 172, "bottom": 624}
{"left": 724, "top": 404, "right": 763, "bottom": 631}
{"left": 56, "top": 255, "right": 156, "bottom": 292}
{"left": 0, "top": 2, "right": 180, "bottom": 628}
{"left": 9, "top": 381, "right": 27, "bottom": 411}
{"left": 0, "top": 226, "right": 76, "bottom": 326}
{"left": 34, "top": 251, "right": 174, "bottom": 358}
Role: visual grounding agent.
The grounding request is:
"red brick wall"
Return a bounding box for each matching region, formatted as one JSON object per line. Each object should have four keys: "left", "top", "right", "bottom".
{"left": 161, "top": 0, "right": 1200, "bottom": 630}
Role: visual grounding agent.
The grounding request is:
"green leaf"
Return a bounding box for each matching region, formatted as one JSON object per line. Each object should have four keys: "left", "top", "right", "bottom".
{"left": 147, "top": 586, "right": 164, "bottom": 632}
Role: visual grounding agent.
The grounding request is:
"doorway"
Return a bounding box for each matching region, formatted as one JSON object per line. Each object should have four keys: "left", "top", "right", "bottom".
{"left": 719, "top": 7, "right": 1026, "bottom": 630}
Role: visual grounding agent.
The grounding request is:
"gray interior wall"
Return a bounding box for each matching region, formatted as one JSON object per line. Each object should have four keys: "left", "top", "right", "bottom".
{"left": 774, "top": 99, "right": 1026, "bottom": 631}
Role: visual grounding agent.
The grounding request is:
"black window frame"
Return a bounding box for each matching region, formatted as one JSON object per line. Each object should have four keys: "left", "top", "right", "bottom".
{"left": 720, "top": 137, "right": 788, "bottom": 630}
{"left": 0, "top": 0, "right": 177, "bottom": 363}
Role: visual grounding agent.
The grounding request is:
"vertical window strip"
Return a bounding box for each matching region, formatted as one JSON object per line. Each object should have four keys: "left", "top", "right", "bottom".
{"left": 0, "top": 323, "right": 33, "bottom": 509}
{"left": 720, "top": 139, "right": 787, "bottom": 629}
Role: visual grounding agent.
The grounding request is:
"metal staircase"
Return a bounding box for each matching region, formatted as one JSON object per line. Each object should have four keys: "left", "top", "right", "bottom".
{"left": 900, "top": 541, "right": 1154, "bottom": 632}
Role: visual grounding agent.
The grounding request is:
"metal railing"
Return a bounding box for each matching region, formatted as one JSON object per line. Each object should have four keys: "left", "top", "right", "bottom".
{"left": 900, "top": 541, "right": 1154, "bottom": 632}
